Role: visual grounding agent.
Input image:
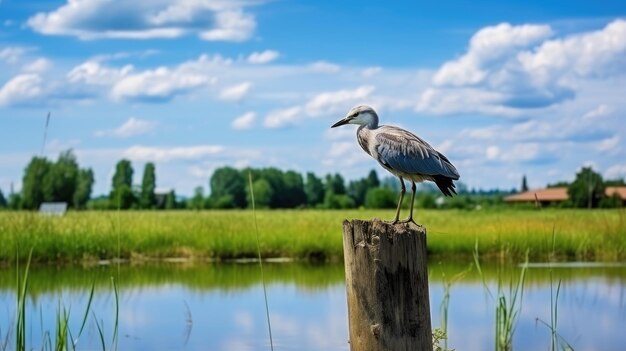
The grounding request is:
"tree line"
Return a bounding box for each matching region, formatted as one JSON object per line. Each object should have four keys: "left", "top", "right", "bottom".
{"left": 1, "top": 150, "right": 94, "bottom": 210}
{"left": 0, "top": 150, "right": 623, "bottom": 211}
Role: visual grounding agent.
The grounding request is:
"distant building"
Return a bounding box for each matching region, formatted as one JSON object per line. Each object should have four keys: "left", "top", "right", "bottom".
{"left": 39, "top": 202, "right": 68, "bottom": 216}
{"left": 504, "top": 187, "right": 626, "bottom": 207}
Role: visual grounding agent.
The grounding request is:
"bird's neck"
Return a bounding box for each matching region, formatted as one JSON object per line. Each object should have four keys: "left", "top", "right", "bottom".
{"left": 364, "top": 118, "right": 378, "bottom": 129}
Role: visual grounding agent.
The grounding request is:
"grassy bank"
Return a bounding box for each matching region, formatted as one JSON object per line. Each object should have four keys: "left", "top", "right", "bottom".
{"left": 0, "top": 209, "right": 624, "bottom": 264}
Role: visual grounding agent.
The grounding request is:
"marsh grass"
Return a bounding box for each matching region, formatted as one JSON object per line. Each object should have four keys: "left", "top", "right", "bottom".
{"left": 534, "top": 227, "right": 575, "bottom": 351}
{"left": 474, "top": 243, "right": 528, "bottom": 351}
{"left": 1, "top": 208, "right": 624, "bottom": 264}
{"left": 438, "top": 265, "right": 470, "bottom": 351}
{"left": 2, "top": 252, "right": 119, "bottom": 351}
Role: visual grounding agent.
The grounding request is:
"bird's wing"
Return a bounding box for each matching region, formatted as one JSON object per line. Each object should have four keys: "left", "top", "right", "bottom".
{"left": 375, "top": 126, "right": 459, "bottom": 179}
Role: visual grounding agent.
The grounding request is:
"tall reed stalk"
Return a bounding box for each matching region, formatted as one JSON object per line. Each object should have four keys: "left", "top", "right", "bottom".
{"left": 249, "top": 172, "right": 274, "bottom": 351}
{"left": 474, "top": 242, "right": 528, "bottom": 351}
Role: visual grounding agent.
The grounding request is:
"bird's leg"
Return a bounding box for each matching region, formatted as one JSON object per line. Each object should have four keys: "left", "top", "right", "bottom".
{"left": 391, "top": 177, "right": 405, "bottom": 224}
{"left": 404, "top": 182, "right": 417, "bottom": 224}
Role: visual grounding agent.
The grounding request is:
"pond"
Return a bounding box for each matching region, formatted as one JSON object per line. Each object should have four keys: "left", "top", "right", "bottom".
{"left": 1, "top": 260, "right": 625, "bottom": 350}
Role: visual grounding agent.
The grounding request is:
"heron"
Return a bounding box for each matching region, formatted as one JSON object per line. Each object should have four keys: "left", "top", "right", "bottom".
{"left": 331, "top": 105, "right": 460, "bottom": 224}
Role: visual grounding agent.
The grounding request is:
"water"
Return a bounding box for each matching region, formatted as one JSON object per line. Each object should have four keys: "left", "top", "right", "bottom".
{"left": 1, "top": 261, "right": 625, "bottom": 350}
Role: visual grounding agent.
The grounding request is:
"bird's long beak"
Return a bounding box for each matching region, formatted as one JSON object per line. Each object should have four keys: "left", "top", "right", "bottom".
{"left": 331, "top": 116, "right": 350, "bottom": 128}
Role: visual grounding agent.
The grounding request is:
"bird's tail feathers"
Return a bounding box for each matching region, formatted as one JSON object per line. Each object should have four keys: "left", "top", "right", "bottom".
{"left": 434, "top": 175, "right": 457, "bottom": 197}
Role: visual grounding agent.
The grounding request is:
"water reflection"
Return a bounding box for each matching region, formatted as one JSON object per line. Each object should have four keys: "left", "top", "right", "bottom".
{"left": 0, "top": 261, "right": 625, "bottom": 350}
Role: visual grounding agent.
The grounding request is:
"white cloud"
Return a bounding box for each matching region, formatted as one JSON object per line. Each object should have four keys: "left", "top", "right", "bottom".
{"left": 420, "top": 20, "right": 626, "bottom": 117}
{"left": 305, "top": 85, "right": 375, "bottom": 116}
{"left": 433, "top": 23, "right": 553, "bottom": 87}
{"left": 247, "top": 50, "right": 279, "bottom": 64}
{"left": 0, "top": 74, "right": 43, "bottom": 106}
{"left": 264, "top": 106, "right": 302, "bottom": 128}
{"left": 361, "top": 66, "right": 382, "bottom": 77}
{"left": 309, "top": 61, "right": 341, "bottom": 73}
{"left": 111, "top": 67, "right": 210, "bottom": 102}
{"left": 518, "top": 19, "right": 626, "bottom": 82}
{"left": 0, "top": 47, "right": 29, "bottom": 64}
{"left": 486, "top": 146, "right": 500, "bottom": 160}
{"left": 219, "top": 81, "right": 252, "bottom": 101}
{"left": 22, "top": 58, "right": 53, "bottom": 73}
{"left": 199, "top": 10, "right": 255, "bottom": 41}
{"left": 27, "top": 0, "right": 260, "bottom": 42}
{"left": 122, "top": 145, "right": 224, "bottom": 162}
{"left": 596, "top": 135, "right": 620, "bottom": 152}
{"left": 231, "top": 111, "right": 256, "bottom": 130}
{"left": 605, "top": 164, "right": 626, "bottom": 179}
{"left": 263, "top": 85, "right": 375, "bottom": 128}
{"left": 95, "top": 117, "right": 157, "bottom": 138}
{"left": 583, "top": 104, "right": 614, "bottom": 120}
{"left": 68, "top": 60, "right": 133, "bottom": 85}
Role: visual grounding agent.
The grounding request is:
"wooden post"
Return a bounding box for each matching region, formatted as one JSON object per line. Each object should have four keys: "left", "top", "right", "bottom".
{"left": 342, "top": 219, "right": 432, "bottom": 351}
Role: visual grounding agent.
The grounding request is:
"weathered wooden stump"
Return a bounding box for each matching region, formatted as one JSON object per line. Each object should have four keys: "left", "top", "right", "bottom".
{"left": 342, "top": 219, "right": 432, "bottom": 351}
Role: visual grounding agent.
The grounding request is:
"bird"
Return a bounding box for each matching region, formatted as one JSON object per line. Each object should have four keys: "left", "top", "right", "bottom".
{"left": 331, "top": 105, "right": 460, "bottom": 224}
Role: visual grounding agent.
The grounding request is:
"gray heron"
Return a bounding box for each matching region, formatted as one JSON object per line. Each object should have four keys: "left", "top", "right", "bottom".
{"left": 331, "top": 105, "right": 460, "bottom": 224}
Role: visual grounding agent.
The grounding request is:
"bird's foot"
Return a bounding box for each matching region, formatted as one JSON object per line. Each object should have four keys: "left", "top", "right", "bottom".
{"left": 385, "top": 218, "right": 400, "bottom": 225}
{"left": 399, "top": 218, "right": 417, "bottom": 225}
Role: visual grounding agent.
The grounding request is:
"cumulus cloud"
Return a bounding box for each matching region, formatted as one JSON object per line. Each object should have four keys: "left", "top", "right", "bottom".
{"left": 419, "top": 20, "right": 626, "bottom": 116}
{"left": 0, "top": 74, "right": 43, "bottom": 106}
{"left": 583, "top": 104, "right": 614, "bottom": 120}
{"left": 433, "top": 23, "right": 553, "bottom": 87}
{"left": 68, "top": 60, "right": 133, "bottom": 85}
{"left": 263, "top": 85, "right": 375, "bottom": 128}
{"left": 219, "top": 81, "right": 252, "bottom": 101}
{"left": 305, "top": 85, "right": 374, "bottom": 116}
{"left": 67, "top": 54, "right": 228, "bottom": 102}
{"left": 361, "top": 66, "right": 382, "bottom": 77}
{"left": 0, "top": 47, "right": 29, "bottom": 64}
{"left": 122, "top": 145, "right": 224, "bottom": 162}
{"left": 199, "top": 9, "right": 255, "bottom": 41}
{"left": 95, "top": 117, "right": 157, "bottom": 138}
{"left": 264, "top": 106, "right": 302, "bottom": 128}
{"left": 247, "top": 50, "right": 279, "bottom": 64}
{"left": 309, "top": 61, "right": 341, "bottom": 73}
{"left": 231, "top": 111, "right": 256, "bottom": 130}
{"left": 595, "top": 135, "right": 620, "bottom": 152}
{"left": 22, "top": 58, "right": 53, "bottom": 73}
{"left": 27, "top": 0, "right": 261, "bottom": 41}
{"left": 111, "top": 67, "right": 210, "bottom": 102}
{"left": 605, "top": 164, "right": 626, "bottom": 179}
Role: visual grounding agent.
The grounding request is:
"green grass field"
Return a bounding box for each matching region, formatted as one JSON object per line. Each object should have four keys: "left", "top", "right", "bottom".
{"left": 0, "top": 208, "right": 624, "bottom": 264}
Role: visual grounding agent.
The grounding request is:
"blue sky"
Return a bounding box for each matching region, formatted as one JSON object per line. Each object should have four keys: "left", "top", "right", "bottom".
{"left": 1, "top": 0, "right": 625, "bottom": 196}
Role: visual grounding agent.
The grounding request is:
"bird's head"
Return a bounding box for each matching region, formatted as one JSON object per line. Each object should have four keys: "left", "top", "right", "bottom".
{"left": 331, "top": 105, "right": 379, "bottom": 129}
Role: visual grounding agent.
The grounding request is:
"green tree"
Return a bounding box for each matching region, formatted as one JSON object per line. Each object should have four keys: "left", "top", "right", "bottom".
{"left": 257, "top": 168, "right": 286, "bottom": 207}
{"left": 247, "top": 178, "right": 274, "bottom": 208}
{"left": 165, "top": 190, "right": 177, "bottom": 210}
{"left": 73, "top": 168, "right": 94, "bottom": 209}
{"left": 8, "top": 193, "right": 22, "bottom": 210}
{"left": 189, "top": 186, "right": 205, "bottom": 210}
{"left": 209, "top": 167, "right": 246, "bottom": 208}
{"left": 281, "top": 171, "right": 306, "bottom": 208}
{"left": 304, "top": 172, "right": 324, "bottom": 207}
{"left": 364, "top": 187, "right": 397, "bottom": 208}
{"left": 22, "top": 156, "right": 52, "bottom": 209}
{"left": 521, "top": 175, "right": 529, "bottom": 192}
{"left": 44, "top": 150, "right": 79, "bottom": 204}
{"left": 139, "top": 162, "right": 157, "bottom": 209}
{"left": 110, "top": 159, "right": 135, "bottom": 209}
{"left": 568, "top": 167, "right": 605, "bottom": 208}
{"left": 348, "top": 171, "right": 379, "bottom": 208}
{"left": 0, "top": 189, "right": 6, "bottom": 208}
{"left": 325, "top": 173, "right": 346, "bottom": 195}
